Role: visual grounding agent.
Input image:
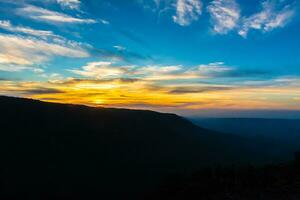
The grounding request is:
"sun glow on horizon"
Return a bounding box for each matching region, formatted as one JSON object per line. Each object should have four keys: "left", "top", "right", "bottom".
{"left": 0, "top": 0, "right": 299, "bottom": 114}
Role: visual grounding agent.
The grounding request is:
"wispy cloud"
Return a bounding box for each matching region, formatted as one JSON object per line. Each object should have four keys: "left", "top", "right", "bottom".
{"left": 207, "top": 0, "right": 295, "bottom": 37}
{"left": 1, "top": 59, "right": 299, "bottom": 110}
{"left": 173, "top": 0, "right": 202, "bottom": 26}
{"left": 22, "top": 87, "right": 65, "bottom": 95}
{"left": 207, "top": 0, "right": 240, "bottom": 34}
{"left": 16, "top": 5, "right": 96, "bottom": 24}
{"left": 238, "top": 0, "right": 295, "bottom": 38}
{"left": 140, "top": 0, "right": 296, "bottom": 37}
{"left": 198, "top": 62, "right": 231, "bottom": 75}
{"left": 168, "top": 86, "right": 234, "bottom": 94}
{"left": 88, "top": 45, "right": 151, "bottom": 62}
{"left": 113, "top": 45, "right": 126, "bottom": 51}
{"left": 0, "top": 33, "right": 89, "bottom": 71}
{"left": 99, "top": 19, "right": 110, "bottom": 25}
{"left": 23, "top": 0, "right": 82, "bottom": 10}
{"left": 68, "top": 62, "right": 132, "bottom": 79}
{"left": 68, "top": 62, "right": 198, "bottom": 83}
{"left": 198, "top": 62, "right": 269, "bottom": 78}
{"left": 1, "top": 73, "right": 300, "bottom": 110}
{"left": 56, "top": 0, "right": 81, "bottom": 10}
{"left": 68, "top": 61, "right": 269, "bottom": 85}
{"left": 0, "top": 81, "right": 65, "bottom": 96}
{"left": 0, "top": 20, "right": 61, "bottom": 39}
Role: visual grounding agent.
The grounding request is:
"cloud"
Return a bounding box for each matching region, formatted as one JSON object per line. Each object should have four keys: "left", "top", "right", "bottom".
{"left": 68, "top": 61, "right": 270, "bottom": 86}
{"left": 215, "top": 69, "right": 270, "bottom": 78}
{"left": 56, "top": 0, "right": 81, "bottom": 10}
{"left": 173, "top": 0, "right": 202, "bottom": 26}
{"left": 88, "top": 45, "right": 151, "bottom": 62}
{"left": 168, "top": 86, "right": 234, "bottom": 94}
{"left": 25, "top": 0, "right": 82, "bottom": 10}
{"left": 16, "top": 5, "right": 96, "bottom": 24}
{"left": 134, "top": 65, "right": 183, "bottom": 76}
{"left": 62, "top": 78, "right": 140, "bottom": 85}
{"left": 133, "top": 65, "right": 201, "bottom": 81}
{"left": 0, "top": 77, "right": 13, "bottom": 81}
{"left": 207, "top": 0, "right": 240, "bottom": 34}
{"left": 68, "top": 62, "right": 132, "bottom": 79}
{"left": 238, "top": 0, "right": 295, "bottom": 37}
{"left": 99, "top": 19, "right": 110, "bottom": 25}
{"left": 198, "top": 62, "right": 231, "bottom": 75}
{"left": 69, "top": 62, "right": 199, "bottom": 83}
{"left": 137, "top": 65, "right": 182, "bottom": 74}
{"left": 113, "top": 45, "right": 126, "bottom": 51}
{"left": 68, "top": 62, "right": 198, "bottom": 83}
{"left": 198, "top": 62, "right": 270, "bottom": 78}
{"left": 23, "top": 88, "right": 65, "bottom": 95}
{"left": 1, "top": 69, "right": 300, "bottom": 110}
{"left": 2, "top": 74, "right": 300, "bottom": 110}
{"left": 0, "top": 20, "right": 61, "bottom": 39}
{"left": 0, "top": 81, "right": 65, "bottom": 96}
{"left": 0, "top": 33, "right": 89, "bottom": 71}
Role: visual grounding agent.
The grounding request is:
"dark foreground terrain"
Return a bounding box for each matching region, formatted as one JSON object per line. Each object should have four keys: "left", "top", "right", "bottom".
{"left": 0, "top": 96, "right": 296, "bottom": 199}
{"left": 150, "top": 153, "right": 300, "bottom": 200}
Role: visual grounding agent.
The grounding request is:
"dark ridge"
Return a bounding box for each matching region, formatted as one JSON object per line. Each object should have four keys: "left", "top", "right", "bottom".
{"left": 0, "top": 96, "right": 293, "bottom": 200}
{"left": 191, "top": 117, "right": 300, "bottom": 151}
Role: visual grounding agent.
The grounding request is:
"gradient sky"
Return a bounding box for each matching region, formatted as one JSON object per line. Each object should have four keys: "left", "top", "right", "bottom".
{"left": 0, "top": 0, "right": 300, "bottom": 117}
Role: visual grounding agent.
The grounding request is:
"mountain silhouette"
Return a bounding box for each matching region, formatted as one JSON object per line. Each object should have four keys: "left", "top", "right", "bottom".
{"left": 0, "top": 96, "right": 292, "bottom": 200}
{"left": 192, "top": 118, "right": 300, "bottom": 151}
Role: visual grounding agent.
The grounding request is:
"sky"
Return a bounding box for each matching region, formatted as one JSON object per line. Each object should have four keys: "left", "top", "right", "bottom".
{"left": 0, "top": 0, "right": 300, "bottom": 117}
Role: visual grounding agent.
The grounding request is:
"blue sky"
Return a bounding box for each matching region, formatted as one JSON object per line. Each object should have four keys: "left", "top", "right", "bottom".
{"left": 0, "top": 0, "right": 300, "bottom": 117}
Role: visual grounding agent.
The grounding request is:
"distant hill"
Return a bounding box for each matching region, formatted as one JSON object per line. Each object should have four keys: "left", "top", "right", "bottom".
{"left": 191, "top": 118, "right": 300, "bottom": 150}
{"left": 0, "top": 96, "right": 293, "bottom": 200}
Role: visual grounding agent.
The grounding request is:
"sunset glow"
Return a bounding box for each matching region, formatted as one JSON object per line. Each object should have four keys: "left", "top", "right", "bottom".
{"left": 0, "top": 0, "right": 299, "bottom": 115}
